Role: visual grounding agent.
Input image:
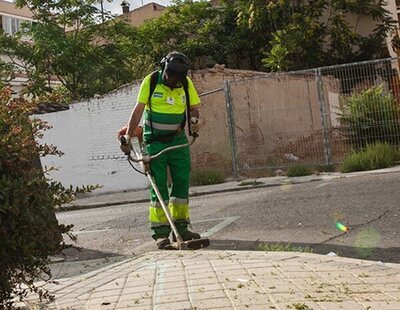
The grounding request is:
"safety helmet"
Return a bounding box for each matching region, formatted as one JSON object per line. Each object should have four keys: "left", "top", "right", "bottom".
{"left": 161, "top": 51, "right": 189, "bottom": 76}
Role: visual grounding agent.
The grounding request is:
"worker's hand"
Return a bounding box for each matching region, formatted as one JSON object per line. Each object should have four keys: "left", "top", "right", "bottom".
{"left": 190, "top": 117, "right": 200, "bottom": 135}
{"left": 117, "top": 125, "right": 128, "bottom": 140}
{"left": 119, "top": 134, "right": 132, "bottom": 155}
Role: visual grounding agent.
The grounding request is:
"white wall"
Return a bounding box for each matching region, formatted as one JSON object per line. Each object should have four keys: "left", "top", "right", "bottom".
{"left": 36, "top": 83, "right": 148, "bottom": 194}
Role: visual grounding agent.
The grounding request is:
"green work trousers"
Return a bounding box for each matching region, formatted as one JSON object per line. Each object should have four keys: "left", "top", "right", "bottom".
{"left": 146, "top": 133, "right": 191, "bottom": 240}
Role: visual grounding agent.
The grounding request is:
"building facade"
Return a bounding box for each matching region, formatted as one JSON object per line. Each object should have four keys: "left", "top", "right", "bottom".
{"left": 0, "top": 0, "right": 34, "bottom": 93}
{"left": 117, "top": 2, "right": 165, "bottom": 27}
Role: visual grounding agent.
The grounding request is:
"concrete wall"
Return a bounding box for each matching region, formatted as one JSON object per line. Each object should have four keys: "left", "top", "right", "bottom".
{"left": 36, "top": 83, "right": 149, "bottom": 194}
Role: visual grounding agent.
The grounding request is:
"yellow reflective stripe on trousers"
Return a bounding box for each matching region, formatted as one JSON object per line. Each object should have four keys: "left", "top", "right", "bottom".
{"left": 169, "top": 197, "right": 189, "bottom": 221}
{"left": 149, "top": 201, "right": 169, "bottom": 226}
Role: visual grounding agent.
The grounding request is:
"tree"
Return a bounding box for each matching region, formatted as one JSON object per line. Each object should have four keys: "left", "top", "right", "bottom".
{"left": 134, "top": 0, "right": 219, "bottom": 68}
{"left": 0, "top": 87, "right": 99, "bottom": 308}
{"left": 0, "top": 60, "right": 14, "bottom": 90}
{"left": 0, "top": 0, "right": 138, "bottom": 100}
{"left": 234, "top": 0, "right": 396, "bottom": 71}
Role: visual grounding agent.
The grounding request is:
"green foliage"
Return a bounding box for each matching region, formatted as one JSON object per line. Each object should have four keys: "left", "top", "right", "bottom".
{"left": 0, "top": 60, "right": 14, "bottom": 89}
{"left": 238, "top": 180, "right": 264, "bottom": 187}
{"left": 190, "top": 169, "right": 225, "bottom": 186}
{"left": 136, "top": 1, "right": 218, "bottom": 67}
{"left": 235, "top": 0, "right": 395, "bottom": 71}
{"left": 340, "top": 142, "right": 399, "bottom": 173}
{"left": 339, "top": 85, "right": 400, "bottom": 148}
{"left": 286, "top": 165, "right": 314, "bottom": 177}
{"left": 1, "top": 0, "right": 138, "bottom": 100}
{"left": 314, "top": 164, "right": 336, "bottom": 173}
{"left": 1, "top": 0, "right": 396, "bottom": 99}
{"left": 0, "top": 87, "right": 98, "bottom": 307}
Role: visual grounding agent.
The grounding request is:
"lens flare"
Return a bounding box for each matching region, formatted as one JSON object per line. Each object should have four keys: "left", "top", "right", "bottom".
{"left": 335, "top": 221, "right": 349, "bottom": 232}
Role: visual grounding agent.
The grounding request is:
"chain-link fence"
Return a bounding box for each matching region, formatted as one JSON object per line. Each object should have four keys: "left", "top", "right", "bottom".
{"left": 223, "top": 58, "right": 400, "bottom": 173}
{"left": 190, "top": 87, "right": 232, "bottom": 173}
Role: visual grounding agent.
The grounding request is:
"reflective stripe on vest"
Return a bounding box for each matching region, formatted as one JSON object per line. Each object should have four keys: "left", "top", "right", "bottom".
{"left": 145, "top": 120, "right": 181, "bottom": 131}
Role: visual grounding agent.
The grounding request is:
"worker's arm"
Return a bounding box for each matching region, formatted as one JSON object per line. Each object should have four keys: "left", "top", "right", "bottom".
{"left": 126, "top": 102, "right": 145, "bottom": 137}
{"left": 190, "top": 106, "right": 199, "bottom": 118}
{"left": 117, "top": 102, "right": 145, "bottom": 139}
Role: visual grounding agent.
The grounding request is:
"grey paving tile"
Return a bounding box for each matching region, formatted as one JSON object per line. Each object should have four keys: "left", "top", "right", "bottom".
{"left": 191, "top": 297, "right": 233, "bottom": 309}
{"left": 190, "top": 289, "right": 227, "bottom": 301}
{"left": 187, "top": 277, "right": 220, "bottom": 286}
{"left": 317, "top": 301, "right": 365, "bottom": 310}
{"left": 156, "top": 274, "right": 186, "bottom": 284}
{"left": 359, "top": 301, "right": 400, "bottom": 309}
{"left": 351, "top": 292, "right": 397, "bottom": 302}
{"left": 269, "top": 292, "right": 310, "bottom": 303}
{"left": 116, "top": 297, "right": 152, "bottom": 308}
{"left": 187, "top": 283, "right": 224, "bottom": 294}
{"left": 153, "top": 292, "right": 189, "bottom": 304}
{"left": 186, "top": 271, "right": 216, "bottom": 280}
{"left": 153, "top": 300, "right": 193, "bottom": 310}
{"left": 155, "top": 280, "right": 187, "bottom": 290}
{"left": 152, "top": 285, "right": 187, "bottom": 297}
{"left": 274, "top": 301, "right": 324, "bottom": 310}
{"left": 119, "top": 291, "right": 152, "bottom": 301}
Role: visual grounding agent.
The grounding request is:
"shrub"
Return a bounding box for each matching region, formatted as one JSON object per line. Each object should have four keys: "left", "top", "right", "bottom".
{"left": 286, "top": 165, "right": 313, "bottom": 177}
{"left": 339, "top": 85, "right": 400, "bottom": 149}
{"left": 0, "top": 87, "right": 97, "bottom": 308}
{"left": 190, "top": 169, "right": 225, "bottom": 186}
{"left": 340, "top": 142, "right": 398, "bottom": 173}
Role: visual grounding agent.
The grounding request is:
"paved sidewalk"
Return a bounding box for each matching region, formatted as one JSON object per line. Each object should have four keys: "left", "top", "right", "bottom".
{"left": 22, "top": 251, "right": 400, "bottom": 309}
{"left": 60, "top": 166, "right": 400, "bottom": 211}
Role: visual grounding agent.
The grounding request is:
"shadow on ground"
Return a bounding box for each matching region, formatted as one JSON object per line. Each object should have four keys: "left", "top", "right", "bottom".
{"left": 54, "top": 245, "right": 122, "bottom": 262}
{"left": 50, "top": 246, "right": 128, "bottom": 279}
{"left": 207, "top": 239, "right": 400, "bottom": 264}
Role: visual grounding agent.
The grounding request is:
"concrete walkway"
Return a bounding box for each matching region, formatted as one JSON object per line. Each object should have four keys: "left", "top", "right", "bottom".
{"left": 22, "top": 251, "right": 400, "bottom": 309}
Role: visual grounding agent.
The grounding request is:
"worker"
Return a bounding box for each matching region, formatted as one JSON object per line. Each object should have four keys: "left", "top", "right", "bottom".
{"left": 118, "top": 51, "right": 201, "bottom": 249}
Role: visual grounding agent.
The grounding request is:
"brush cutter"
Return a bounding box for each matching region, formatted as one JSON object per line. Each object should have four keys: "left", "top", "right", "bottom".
{"left": 119, "top": 133, "right": 210, "bottom": 251}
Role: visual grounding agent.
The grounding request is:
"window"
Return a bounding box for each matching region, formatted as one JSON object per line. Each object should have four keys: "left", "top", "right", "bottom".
{"left": 0, "top": 15, "right": 25, "bottom": 35}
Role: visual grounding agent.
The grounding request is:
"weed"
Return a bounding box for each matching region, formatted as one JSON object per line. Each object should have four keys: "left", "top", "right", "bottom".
{"left": 190, "top": 169, "right": 225, "bottom": 186}
{"left": 292, "top": 303, "right": 311, "bottom": 310}
{"left": 238, "top": 180, "right": 265, "bottom": 187}
{"left": 287, "top": 165, "right": 314, "bottom": 177}
{"left": 258, "top": 242, "right": 313, "bottom": 253}
{"left": 341, "top": 142, "right": 399, "bottom": 173}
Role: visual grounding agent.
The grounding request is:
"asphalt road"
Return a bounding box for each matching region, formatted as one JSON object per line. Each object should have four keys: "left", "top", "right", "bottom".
{"left": 52, "top": 172, "right": 400, "bottom": 278}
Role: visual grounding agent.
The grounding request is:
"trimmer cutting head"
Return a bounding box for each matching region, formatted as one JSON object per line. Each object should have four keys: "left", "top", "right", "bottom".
{"left": 169, "top": 238, "right": 210, "bottom": 250}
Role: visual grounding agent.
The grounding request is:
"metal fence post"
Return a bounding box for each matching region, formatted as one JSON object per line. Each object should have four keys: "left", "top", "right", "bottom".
{"left": 224, "top": 80, "right": 239, "bottom": 176}
{"left": 316, "top": 68, "right": 332, "bottom": 166}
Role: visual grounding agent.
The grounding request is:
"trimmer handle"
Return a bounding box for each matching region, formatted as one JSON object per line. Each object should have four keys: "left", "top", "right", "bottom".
{"left": 120, "top": 135, "right": 128, "bottom": 146}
